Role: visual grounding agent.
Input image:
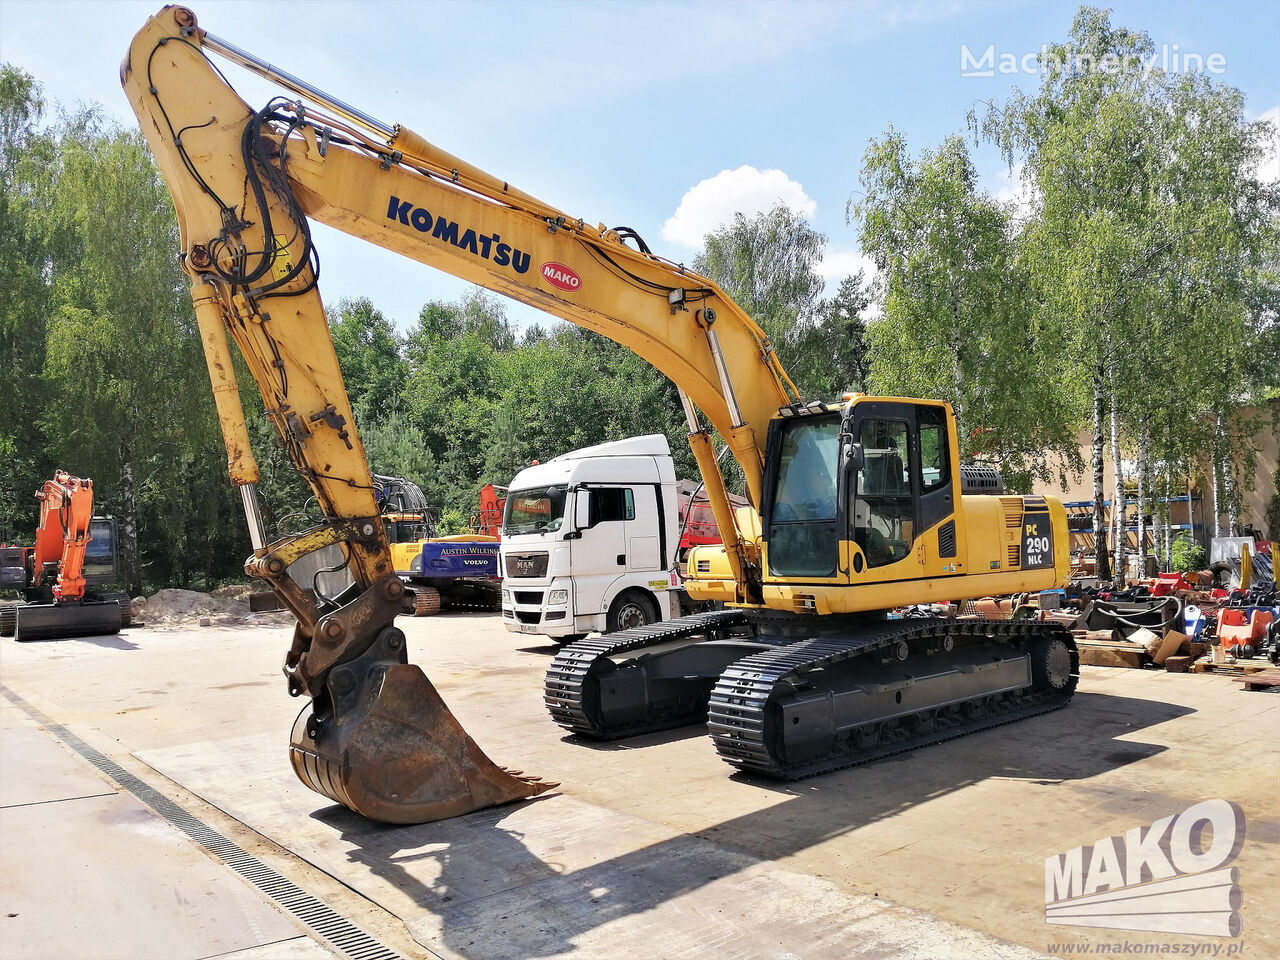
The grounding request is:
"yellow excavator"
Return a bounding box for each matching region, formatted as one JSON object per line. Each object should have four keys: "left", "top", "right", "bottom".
{"left": 122, "top": 6, "right": 1077, "bottom": 824}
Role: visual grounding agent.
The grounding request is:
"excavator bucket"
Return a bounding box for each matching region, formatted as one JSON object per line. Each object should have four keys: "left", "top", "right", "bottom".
{"left": 289, "top": 656, "right": 556, "bottom": 824}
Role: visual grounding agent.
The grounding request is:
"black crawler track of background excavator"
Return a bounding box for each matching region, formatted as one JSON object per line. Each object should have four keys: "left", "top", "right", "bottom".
{"left": 545, "top": 612, "right": 1078, "bottom": 779}
{"left": 4, "top": 599, "right": 125, "bottom": 643}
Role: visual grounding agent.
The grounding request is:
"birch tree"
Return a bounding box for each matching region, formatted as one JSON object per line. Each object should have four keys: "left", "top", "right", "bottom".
{"left": 853, "top": 130, "right": 1078, "bottom": 491}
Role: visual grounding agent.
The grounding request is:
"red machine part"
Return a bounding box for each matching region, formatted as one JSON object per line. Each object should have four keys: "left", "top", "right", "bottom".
{"left": 1218, "top": 608, "right": 1274, "bottom": 645}
{"left": 471, "top": 484, "right": 507, "bottom": 539}
{"left": 1151, "top": 573, "right": 1194, "bottom": 597}
{"left": 32, "top": 470, "right": 96, "bottom": 603}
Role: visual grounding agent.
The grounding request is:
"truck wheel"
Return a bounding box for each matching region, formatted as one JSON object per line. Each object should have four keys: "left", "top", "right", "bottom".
{"left": 606, "top": 590, "right": 657, "bottom": 633}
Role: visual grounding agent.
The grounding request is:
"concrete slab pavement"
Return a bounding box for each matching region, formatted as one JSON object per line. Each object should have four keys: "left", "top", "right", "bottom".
{"left": 2, "top": 612, "right": 1277, "bottom": 959}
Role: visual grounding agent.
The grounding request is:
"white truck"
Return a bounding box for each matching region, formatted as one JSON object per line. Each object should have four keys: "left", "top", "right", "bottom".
{"left": 500, "top": 435, "right": 684, "bottom": 641}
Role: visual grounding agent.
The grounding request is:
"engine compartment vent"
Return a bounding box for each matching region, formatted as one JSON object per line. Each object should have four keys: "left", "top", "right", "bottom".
{"left": 960, "top": 464, "right": 1004, "bottom": 495}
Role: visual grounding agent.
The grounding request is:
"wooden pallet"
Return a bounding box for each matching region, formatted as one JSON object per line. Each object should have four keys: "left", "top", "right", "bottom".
{"left": 1076, "top": 639, "right": 1148, "bottom": 669}
{"left": 1190, "top": 658, "right": 1275, "bottom": 676}
{"left": 1231, "top": 669, "right": 1280, "bottom": 691}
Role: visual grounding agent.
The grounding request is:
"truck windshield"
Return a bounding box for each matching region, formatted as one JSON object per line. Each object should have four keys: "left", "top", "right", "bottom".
{"left": 503, "top": 486, "right": 567, "bottom": 535}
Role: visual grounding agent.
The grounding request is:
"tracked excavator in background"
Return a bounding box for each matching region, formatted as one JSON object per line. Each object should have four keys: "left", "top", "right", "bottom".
{"left": 375, "top": 474, "right": 503, "bottom": 615}
{"left": 122, "top": 6, "right": 1078, "bottom": 825}
{"left": 0, "top": 471, "right": 131, "bottom": 642}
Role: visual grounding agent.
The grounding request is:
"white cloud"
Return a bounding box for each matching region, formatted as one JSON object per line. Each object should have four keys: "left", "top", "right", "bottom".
{"left": 995, "top": 161, "right": 1037, "bottom": 222}
{"left": 1255, "top": 106, "right": 1280, "bottom": 184}
{"left": 816, "top": 248, "right": 876, "bottom": 283}
{"left": 662, "top": 166, "right": 817, "bottom": 248}
{"left": 815, "top": 248, "right": 883, "bottom": 320}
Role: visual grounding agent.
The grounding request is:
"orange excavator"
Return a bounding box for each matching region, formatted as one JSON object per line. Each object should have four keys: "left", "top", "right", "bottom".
{"left": 0, "top": 471, "right": 131, "bottom": 642}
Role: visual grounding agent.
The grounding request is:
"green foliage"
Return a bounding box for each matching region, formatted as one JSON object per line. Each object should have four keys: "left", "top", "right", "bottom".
{"left": 0, "top": 66, "right": 56, "bottom": 542}
{"left": 785, "top": 272, "right": 873, "bottom": 400}
{"left": 973, "top": 5, "right": 1278, "bottom": 545}
{"left": 693, "top": 205, "right": 826, "bottom": 373}
{"left": 852, "top": 130, "right": 1080, "bottom": 490}
{"left": 328, "top": 298, "right": 407, "bottom": 415}
{"left": 1169, "top": 532, "right": 1206, "bottom": 574}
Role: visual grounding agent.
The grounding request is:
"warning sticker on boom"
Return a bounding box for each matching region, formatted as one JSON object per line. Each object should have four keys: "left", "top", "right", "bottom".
{"left": 1021, "top": 511, "right": 1055, "bottom": 569}
{"left": 271, "top": 234, "right": 295, "bottom": 283}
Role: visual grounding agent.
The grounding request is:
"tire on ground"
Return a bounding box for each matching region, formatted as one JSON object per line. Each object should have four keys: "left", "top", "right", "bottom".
{"left": 606, "top": 589, "right": 658, "bottom": 634}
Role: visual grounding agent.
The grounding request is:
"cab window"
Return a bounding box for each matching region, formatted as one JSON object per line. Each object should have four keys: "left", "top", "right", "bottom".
{"left": 918, "top": 407, "right": 949, "bottom": 493}
{"left": 589, "top": 488, "right": 634, "bottom": 524}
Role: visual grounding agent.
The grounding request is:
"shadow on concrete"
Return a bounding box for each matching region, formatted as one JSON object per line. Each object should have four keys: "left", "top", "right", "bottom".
{"left": 79, "top": 634, "right": 140, "bottom": 651}
{"left": 560, "top": 724, "right": 714, "bottom": 750}
{"left": 514, "top": 643, "right": 564, "bottom": 655}
{"left": 322, "top": 690, "right": 1194, "bottom": 959}
{"left": 5, "top": 632, "right": 139, "bottom": 650}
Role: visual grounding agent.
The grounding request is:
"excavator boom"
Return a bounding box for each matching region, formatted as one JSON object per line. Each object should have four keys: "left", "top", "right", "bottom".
{"left": 122, "top": 6, "right": 561, "bottom": 823}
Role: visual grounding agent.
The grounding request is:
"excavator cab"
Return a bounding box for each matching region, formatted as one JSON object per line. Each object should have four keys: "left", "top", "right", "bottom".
{"left": 83, "top": 517, "right": 121, "bottom": 585}
{"left": 761, "top": 398, "right": 963, "bottom": 595}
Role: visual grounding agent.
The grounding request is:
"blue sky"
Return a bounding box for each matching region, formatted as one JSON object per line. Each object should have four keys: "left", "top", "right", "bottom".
{"left": 2, "top": 0, "right": 1277, "bottom": 332}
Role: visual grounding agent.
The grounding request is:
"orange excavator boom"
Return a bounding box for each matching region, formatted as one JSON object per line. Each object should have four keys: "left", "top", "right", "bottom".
{"left": 32, "top": 470, "right": 95, "bottom": 602}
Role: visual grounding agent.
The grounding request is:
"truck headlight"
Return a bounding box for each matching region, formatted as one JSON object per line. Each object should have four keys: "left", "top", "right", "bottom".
{"left": 548, "top": 589, "right": 568, "bottom": 604}
{"left": 502, "top": 589, "right": 512, "bottom": 605}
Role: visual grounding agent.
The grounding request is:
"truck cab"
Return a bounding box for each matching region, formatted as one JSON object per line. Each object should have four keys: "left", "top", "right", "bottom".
{"left": 500, "top": 435, "right": 680, "bottom": 641}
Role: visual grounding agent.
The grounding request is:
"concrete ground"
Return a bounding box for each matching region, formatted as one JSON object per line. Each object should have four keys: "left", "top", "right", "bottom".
{"left": 1, "top": 611, "right": 1276, "bottom": 960}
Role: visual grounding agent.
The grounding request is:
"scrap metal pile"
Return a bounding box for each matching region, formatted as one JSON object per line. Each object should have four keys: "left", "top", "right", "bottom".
{"left": 947, "top": 542, "right": 1278, "bottom": 688}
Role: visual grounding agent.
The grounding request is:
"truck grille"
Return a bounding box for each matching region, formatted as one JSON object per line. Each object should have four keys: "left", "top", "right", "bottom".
{"left": 505, "top": 552, "right": 549, "bottom": 578}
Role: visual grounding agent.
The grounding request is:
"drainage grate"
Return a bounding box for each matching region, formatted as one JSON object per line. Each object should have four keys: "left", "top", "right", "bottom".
{"left": 1, "top": 684, "right": 407, "bottom": 960}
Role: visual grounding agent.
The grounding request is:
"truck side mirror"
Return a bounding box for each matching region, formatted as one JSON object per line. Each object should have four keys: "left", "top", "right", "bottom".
{"left": 574, "top": 491, "right": 592, "bottom": 531}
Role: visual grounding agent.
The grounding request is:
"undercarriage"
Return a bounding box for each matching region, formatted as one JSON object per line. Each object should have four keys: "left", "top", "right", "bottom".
{"left": 545, "top": 610, "right": 1078, "bottom": 779}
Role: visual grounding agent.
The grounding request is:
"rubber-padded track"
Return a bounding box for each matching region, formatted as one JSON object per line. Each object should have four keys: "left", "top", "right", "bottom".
{"left": 544, "top": 609, "right": 750, "bottom": 737}
{"left": 708, "top": 618, "right": 1078, "bottom": 779}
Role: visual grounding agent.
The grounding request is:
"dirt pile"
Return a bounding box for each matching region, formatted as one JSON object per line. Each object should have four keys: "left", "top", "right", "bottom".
{"left": 136, "top": 585, "right": 291, "bottom": 627}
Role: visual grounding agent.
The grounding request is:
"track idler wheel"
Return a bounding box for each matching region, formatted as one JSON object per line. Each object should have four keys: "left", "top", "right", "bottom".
{"left": 1028, "top": 630, "right": 1078, "bottom": 695}
{"left": 289, "top": 626, "right": 556, "bottom": 823}
{"left": 412, "top": 587, "right": 442, "bottom": 617}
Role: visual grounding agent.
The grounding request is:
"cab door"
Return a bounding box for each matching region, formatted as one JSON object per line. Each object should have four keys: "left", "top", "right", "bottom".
{"left": 847, "top": 401, "right": 957, "bottom": 585}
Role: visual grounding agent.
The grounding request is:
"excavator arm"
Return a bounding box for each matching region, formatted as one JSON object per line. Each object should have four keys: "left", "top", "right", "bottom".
{"left": 32, "top": 470, "right": 95, "bottom": 602}
{"left": 122, "top": 5, "right": 796, "bottom": 823}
